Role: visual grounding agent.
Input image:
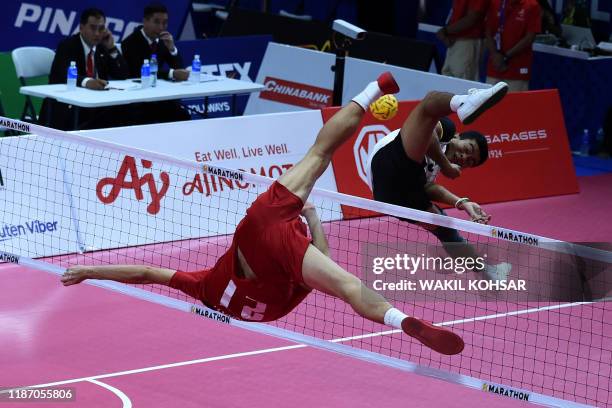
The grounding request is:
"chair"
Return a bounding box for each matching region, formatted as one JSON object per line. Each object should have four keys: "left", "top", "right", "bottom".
{"left": 0, "top": 94, "right": 15, "bottom": 136}
{"left": 11, "top": 46, "right": 55, "bottom": 122}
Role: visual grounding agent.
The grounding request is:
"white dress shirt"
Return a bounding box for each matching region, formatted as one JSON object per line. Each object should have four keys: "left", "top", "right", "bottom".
{"left": 141, "top": 28, "right": 178, "bottom": 80}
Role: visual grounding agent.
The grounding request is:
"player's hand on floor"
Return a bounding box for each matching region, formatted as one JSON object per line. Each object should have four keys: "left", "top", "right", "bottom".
{"left": 463, "top": 202, "right": 491, "bottom": 224}
{"left": 441, "top": 163, "right": 461, "bottom": 179}
{"left": 61, "top": 266, "right": 89, "bottom": 286}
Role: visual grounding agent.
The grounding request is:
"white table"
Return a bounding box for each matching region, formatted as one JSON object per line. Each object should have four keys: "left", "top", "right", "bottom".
{"left": 20, "top": 74, "right": 264, "bottom": 129}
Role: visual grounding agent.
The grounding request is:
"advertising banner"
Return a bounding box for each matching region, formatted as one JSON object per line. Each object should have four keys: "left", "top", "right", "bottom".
{"left": 329, "top": 90, "right": 579, "bottom": 218}
{"left": 1, "top": 0, "right": 190, "bottom": 52}
{"left": 0, "top": 136, "right": 79, "bottom": 257}
{"left": 81, "top": 110, "right": 332, "bottom": 190}
{"left": 72, "top": 111, "right": 341, "bottom": 251}
{"left": 245, "top": 42, "right": 482, "bottom": 116}
{"left": 176, "top": 36, "right": 271, "bottom": 118}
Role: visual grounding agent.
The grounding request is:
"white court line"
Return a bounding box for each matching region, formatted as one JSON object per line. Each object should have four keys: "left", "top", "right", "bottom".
{"left": 87, "top": 379, "right": 132, "bottom": 408}
{"left": 2, "top": 344, "right": 307, "bottom": 390}
{"left": 1, "top": 299, "right": 603, "bottom": 388}
{"left": 329, "top": 299, "right": 608, "bottom": 344}
{"left": 0, "top": 259, "right": 605, "bottom": 408}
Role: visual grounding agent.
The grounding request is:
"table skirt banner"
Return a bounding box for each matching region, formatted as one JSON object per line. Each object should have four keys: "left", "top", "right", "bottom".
{"left": 176, "top": 36, "right": 271, "bottom": 118}
{"left": 328, "top": 90, "right": 578, "bottom": 218}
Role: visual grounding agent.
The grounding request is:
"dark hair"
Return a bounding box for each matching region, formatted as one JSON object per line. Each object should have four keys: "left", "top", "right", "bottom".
{"left": 80, "top": 8, "right": 105, "bottom": 25}
{"left": 144, "top": 3, "right": 169, "bottom": 18}
{"left": 438, "top": 117, "right": 456, "bottom": 143}
{"left": 459, "top": 130, "right": 488, "bottom": 166}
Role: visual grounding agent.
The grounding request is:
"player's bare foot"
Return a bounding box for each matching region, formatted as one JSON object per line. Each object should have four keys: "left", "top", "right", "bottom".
{"left": 61, "top": 267, "right": 89, "bottom": 286}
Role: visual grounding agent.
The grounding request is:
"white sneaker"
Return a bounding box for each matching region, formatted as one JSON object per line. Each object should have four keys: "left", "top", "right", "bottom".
{"left": 484, "top": 262, "right": 512, "bottom": 281}
{"left": 457, "top": 82, "right": 509, "bottom": 125}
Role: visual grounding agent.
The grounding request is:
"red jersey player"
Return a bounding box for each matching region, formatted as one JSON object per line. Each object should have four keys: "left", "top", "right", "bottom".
{"left": 62, "top": 72, "right": 507, "bottom": 355}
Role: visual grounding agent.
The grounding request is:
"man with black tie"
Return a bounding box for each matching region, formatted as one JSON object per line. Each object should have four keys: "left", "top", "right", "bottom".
{"left": 121, "top": 3, "right": 190, "bottom": 82}
{"left": 121, "top": 3, "right": 191, "bottom": 123}
{"left": 40, "top": 8, "right": 130, "bottom": 130}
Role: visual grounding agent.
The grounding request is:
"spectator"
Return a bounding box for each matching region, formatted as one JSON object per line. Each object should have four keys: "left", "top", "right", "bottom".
{"left": 437, "top": 0, "right": 490, "bottom": 81}
{"left": 39, "top": 8, "right": 130, "bottom": 129}
{"left": 562, "top": 0, "right": 591, "bottom": 27}
{"left": 485, "top": 0, "right": 541, "bottom": 92}
{"left": 121, "top": 3, "right": 190, "bottom": 124}
{"left": 537, "top": 0, "right": 562, "bottom": 38}
{"left": 121, "top": 3, "right": 189, "bottom": 82}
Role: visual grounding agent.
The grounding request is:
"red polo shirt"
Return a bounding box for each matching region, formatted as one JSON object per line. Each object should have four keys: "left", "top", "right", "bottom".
{"left": 486, "top": 0, "right": 541, "bottom": 80}
{"left": 448, "top": 0, "right": 490, "bottom": 39}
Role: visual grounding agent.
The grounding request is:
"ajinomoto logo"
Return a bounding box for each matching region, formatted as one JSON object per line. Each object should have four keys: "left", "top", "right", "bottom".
{"left": 353, "top": 125, "right": 390, "bottom": 185}
{"left": 96, "top": 156, "right": 170, "bottom": 215}
{"left": 259, "top": 77, "right": 333, "bottom": 109}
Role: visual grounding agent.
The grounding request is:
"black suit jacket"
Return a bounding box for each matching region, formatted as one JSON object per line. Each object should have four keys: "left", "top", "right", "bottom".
{"left": 40, "top": 34, "right": 130, "bottom": 129}
{"left": 121, "top": 26, "right": 183, "bottom": 80}
{"left": 49, "top": 33, "right": 129, "bottom": 85}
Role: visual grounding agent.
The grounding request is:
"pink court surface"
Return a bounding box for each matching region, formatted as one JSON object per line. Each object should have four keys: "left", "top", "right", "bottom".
{"left": 1, "top": 173, "right": 611, "bottom": 407}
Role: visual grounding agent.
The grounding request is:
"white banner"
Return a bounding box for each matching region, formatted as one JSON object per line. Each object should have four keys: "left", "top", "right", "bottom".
{"left": 74, "top": 110, "right": 342, "bottom": 251}
{"left": 1, "top": 111, "right": 343, "bottom": 256}
{"left": 245, "top": 42, "right": 485, "bottom": 115}
{"left": 81, "top": 110, "right": 336, "bottom": 192}
{"left": 0, "top": 136, "right": 80, "bottom": 257}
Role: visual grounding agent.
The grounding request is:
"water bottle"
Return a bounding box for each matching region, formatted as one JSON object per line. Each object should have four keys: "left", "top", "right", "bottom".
{"left": 580, "top": 128, "right": 590, "bottom": 156}
{"left": 66, "top": 61, "right": 77, "bottom": 90}
{"left": 190, "top": 54, "right": 201, "bottom": 83}
{"left": 150, "top": 54, "right": 158, "bottom": 87}
{"left": 141, "top": 59, "right": 151, "bottom": 89}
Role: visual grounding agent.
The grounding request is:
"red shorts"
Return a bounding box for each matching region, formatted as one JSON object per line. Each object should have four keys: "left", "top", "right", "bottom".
{"left": 169, "top": 182, "right": 312, "bottom": 319}
{"left": 235, "top": 181, "right": 311, "bottom": 286}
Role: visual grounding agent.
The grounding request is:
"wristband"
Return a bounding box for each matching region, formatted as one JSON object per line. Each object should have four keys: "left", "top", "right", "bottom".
{"left": 455, "top": 197, "right": 469, "bottom": 209}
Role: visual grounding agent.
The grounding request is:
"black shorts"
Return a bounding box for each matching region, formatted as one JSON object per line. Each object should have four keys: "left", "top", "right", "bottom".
{"left": 370, "top": 131, "right": 431, "bottom": 212}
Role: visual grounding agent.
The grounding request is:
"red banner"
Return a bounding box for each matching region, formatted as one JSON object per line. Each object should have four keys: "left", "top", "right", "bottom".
{"left": 259, "top": 77, "right": 333, "bottom": 109}
{"left": 327, "top": 90, "right": 578, "bottom": 217}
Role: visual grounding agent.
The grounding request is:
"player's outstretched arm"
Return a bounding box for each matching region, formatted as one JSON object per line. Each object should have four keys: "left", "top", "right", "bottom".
{"left": 61, "top": 265, "right": 175, "bottom": 286}
{"left": 301, "top": 202, "right": 330, "bottom": 257}
{"left": 425, "top": 183, "right": 460, "bottom": 207}
{"left": 425, "top": 183, "right": 491, "bottom": 224}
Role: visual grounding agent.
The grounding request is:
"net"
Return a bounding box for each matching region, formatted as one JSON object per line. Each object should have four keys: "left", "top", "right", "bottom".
{"left": 1, "top": 118, "right": 610, "bottom": 407}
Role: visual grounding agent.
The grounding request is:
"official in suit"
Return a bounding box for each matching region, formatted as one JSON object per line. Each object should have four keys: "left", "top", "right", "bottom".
{"left": 121, "top": 3, "right": 191, "bottom": 124}
{"left": 39, "top": 8, "right": 131, "bottom": 130}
